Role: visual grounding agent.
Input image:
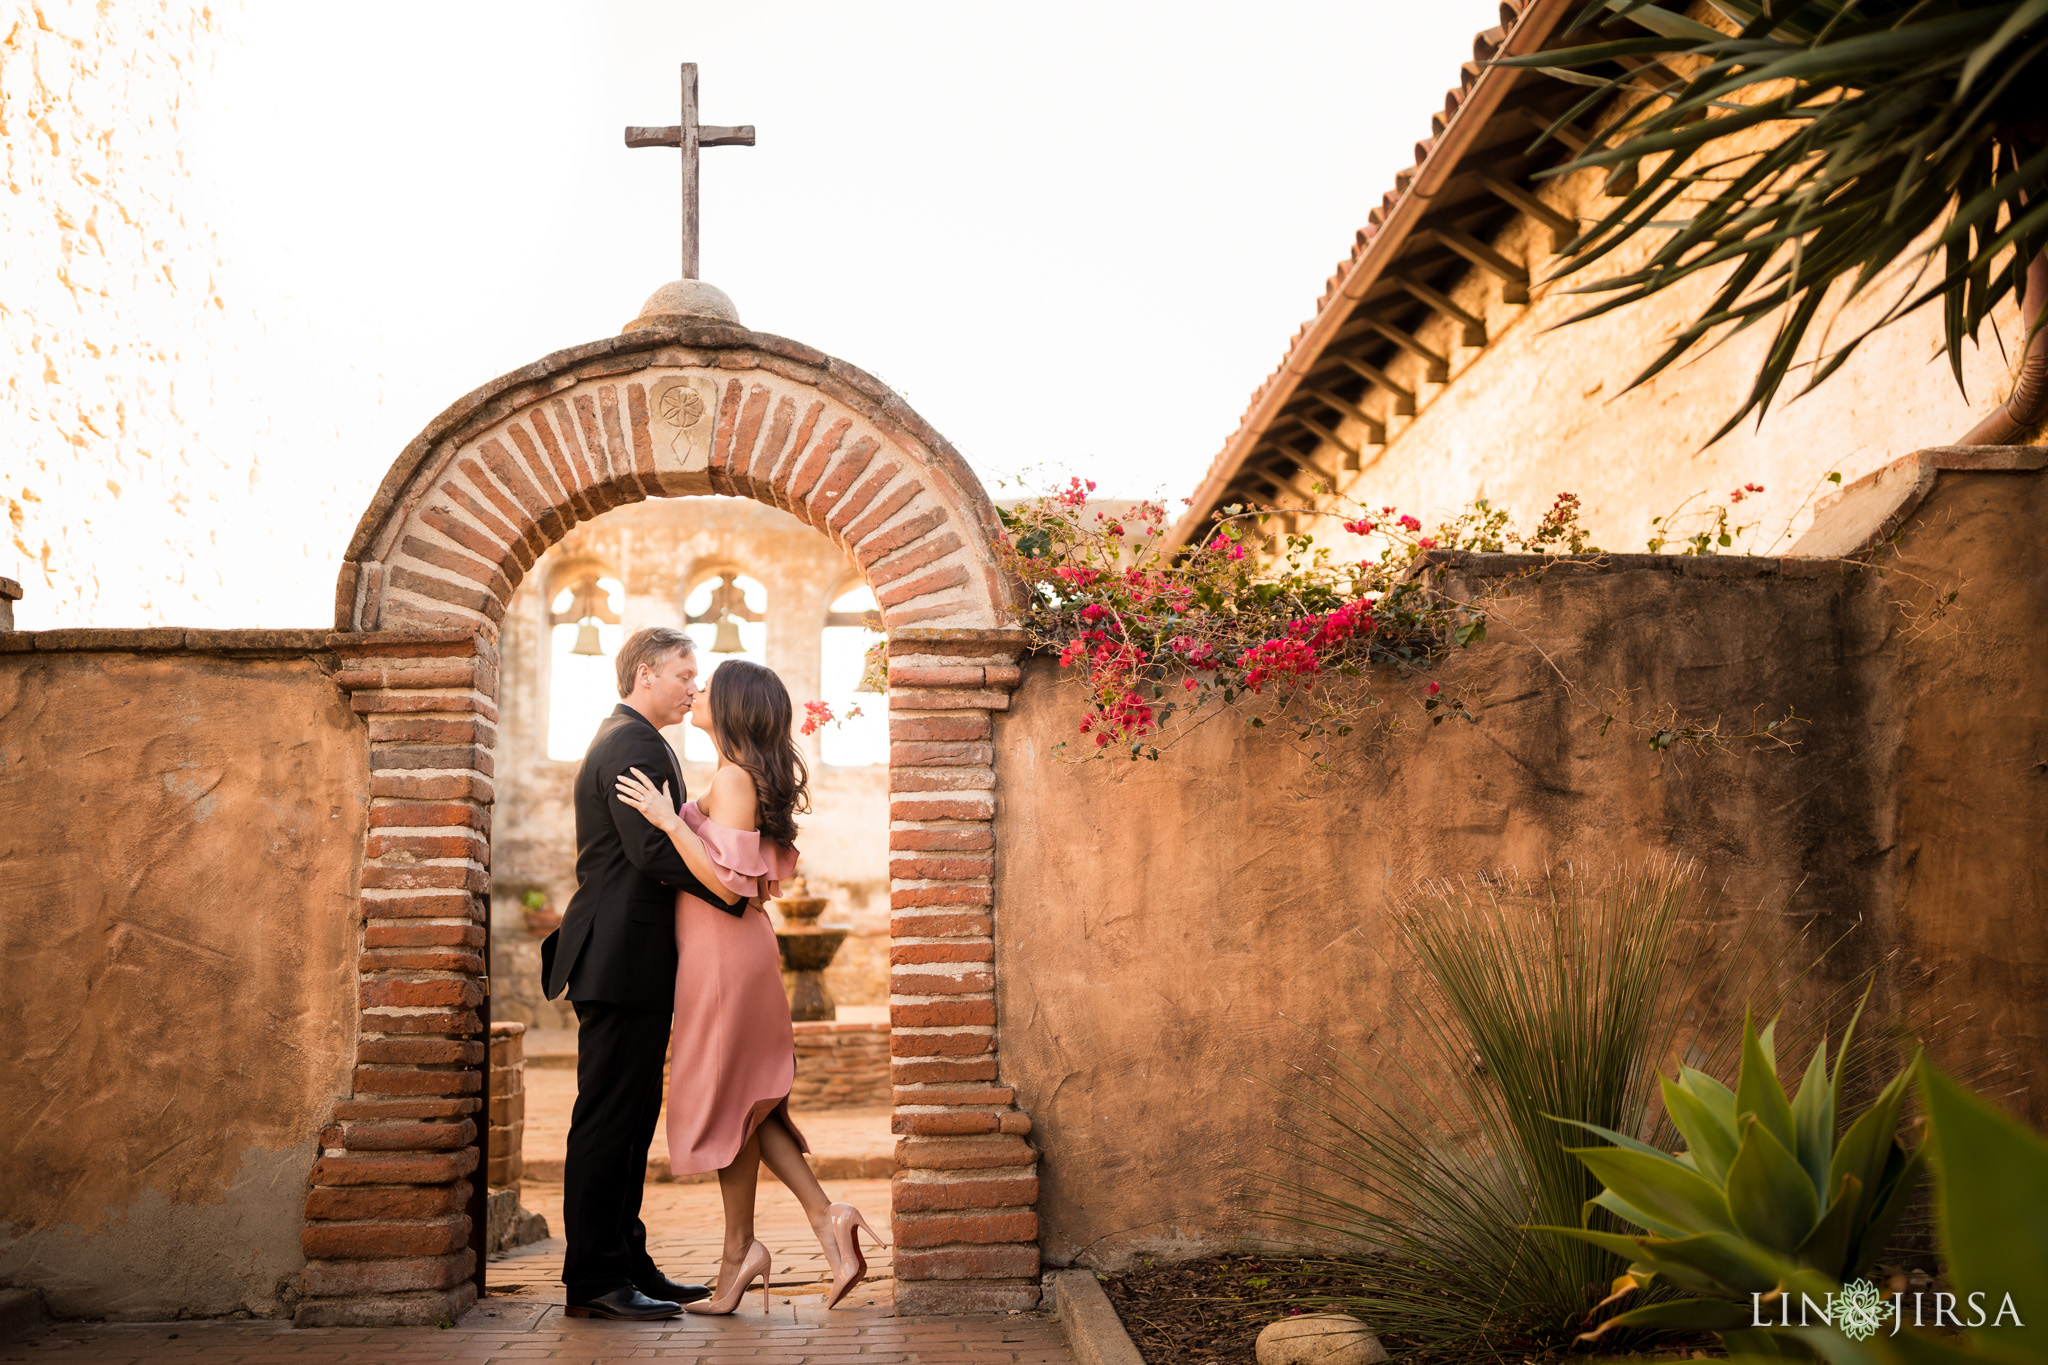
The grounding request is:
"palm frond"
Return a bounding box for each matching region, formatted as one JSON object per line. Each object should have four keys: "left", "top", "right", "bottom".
{"left": 1498, "top": 0, "right": 2048, "bottom": 443}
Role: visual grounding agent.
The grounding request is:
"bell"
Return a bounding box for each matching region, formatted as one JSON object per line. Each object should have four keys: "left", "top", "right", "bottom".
{"left": 710, "top": 616, "right": 746, "bottom": 654}
{"left": 571, "top": 621, "right": 604, "bottom": 656}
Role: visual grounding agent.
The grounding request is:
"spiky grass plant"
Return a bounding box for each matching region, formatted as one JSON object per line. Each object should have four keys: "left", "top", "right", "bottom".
{"left": 1253, "top": 863, "right": 1843, "bottom": 1356}
{"left": 1503, "top": 0, "right": 2048, "bottom": 444}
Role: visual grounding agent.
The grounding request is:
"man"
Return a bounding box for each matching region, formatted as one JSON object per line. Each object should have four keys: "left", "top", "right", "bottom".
{"left": 540, "top": 626, "right": 734, "bottom": 1319}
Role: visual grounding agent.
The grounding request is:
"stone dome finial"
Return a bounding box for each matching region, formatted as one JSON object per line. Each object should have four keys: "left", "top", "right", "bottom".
{"left": 624, "top": 278, "right": 742, "bottom": 333}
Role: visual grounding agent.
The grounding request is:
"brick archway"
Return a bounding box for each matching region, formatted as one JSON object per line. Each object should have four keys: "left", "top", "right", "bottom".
{"left": 300, "top": 323, "right": 1039, "bottom": 1326}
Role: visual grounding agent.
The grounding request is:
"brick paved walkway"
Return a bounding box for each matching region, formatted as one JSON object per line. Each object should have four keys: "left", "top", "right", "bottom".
{"left": 6, "top": 1179, "right": 1070, "bottom": 1363}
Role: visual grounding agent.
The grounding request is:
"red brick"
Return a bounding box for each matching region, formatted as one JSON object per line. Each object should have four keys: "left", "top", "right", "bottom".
{"left": 369, "top": 742, "right": 492, "bottom": 774}
{"left": 360, "top": 978, "right": 483, "bottom": 1010}
{"left": 716, "top": 384, "right": 772, "bottom": 483}
{"left": 709, "top": 378, "right": 746, "bottom": 473}
{"left": 331, "top": 1097, "right": 480, "bottom": 1121}
{"left": 892, "top": 1057, "right": 1000, "bottom": 1087}
{"left": 363, "top": 923, "right": 485, "bottom": 949}
{"left": 892, "top": 999, "right": 995, "bottom": 1028}
{"left": 892, "top": 970, "right": 995, "bottom": 996}
{"left": 361, "top": 863, "right": 487, "bottom": 893}
{"left": 388, "top": 566, "right": 496, "bottom": 621}
{"left": 895, "top": 1085, "right": 1015, "bottom": 1107}
{"left": 878, "top": 566, "right": 969, "bottom": 610}
{"left": 304, "top": 1182, "right": 470, "bottom": 1221}
{"left": 894, "top": 1134, "right": 1035, "bottom": 1170}
{"left": 354, "top": 690, "right": 495, "bottom": 720}
{"left": 890, "top": 687, "right": 1011, "bottom": 712}
{"left": 856, "top": 507, "right": 947, "bottom": 567}
{"left": 508, "top": 419, "right": 590, "bottom": 520}
{"left": 351, "top": 1066, "right": 482, "bottom": 1097}
{"left": 365, "top": 831, "right": 489, "bottom": 862}
{"left": 870, "top": 533, "right": 963, "bottom": 589}
{"left": 890, "top": 884, "right": 992, "bottom": 909}
{"left": 890, "top": 768, "right": 995, "bottom": 793}
{"left": 890, "top": 912, "right": 993, "bottom": 938}
{"left": 891, "top": 1030, "right": 994, "bottom": 1058}
{"left": 892, "top": 742, "right": 993, "bottom": 768}
{"left": 360, "top": 1009, "right": 482, "bottom": 1036}
{"left": 477, "top": 436, "right": 565, "bottom": 540}
{"left": 894, "top": 1210, "right": 1037, "bottom": 1248}
{"left": 763, "top": 399, "right": 822, "bottom": 488}
{"left": 598, "top": 386, "right": 646, "bottom": 499}
{"left": 893, "top": 1245, "right": 1041, "bottom": 1279}
{"left": 367, "top": 714, "right": 494, "bottom": 746}
{"left": 740, "top": 394, "right": 796, "bottom": 485}
{"left": 356, "top": 1038, "right": 486, "bottom": 1066}
{"left": 309, "top": 1148, "right": 478, "bottom": 1186}
{"left": 893, "top": 1173, "right": 1038, "bottom": 1213}
{"left": 888, "top": 713, "right": 990, "bottom": 743}
{"left": 890, "top": 855, "right": 993, "bottom": 881}
{"left": 360, "top": 891, "right": 480, "bottom": 921}
{"left": 892, "top": 941, "right": 994, "bottom": 965}
{"left": 825, "top": 458, "right": 900, "bottom": 533}
{"left": 784, "top": 417, "right": 851, "bottom": 506}
{"left": 890, "top": 827, "right": 993, "bottom": 853}
{"left": 336, "top": 663, "right": 479, "bottom": 691}
{"left": 368, "top": 772, "right": 494, "bottom": 802}
{"left": 887, "top": 664, "right": 985, "bottom": 688}
{"left": 367, "top": 800, "right": 488, "bottom": 831}
{"left": 890, "top": 797, "right": 993, "bottom": 821}
{"left": 359, "top": 948, "right": 484, "bottom": 974}
{"left": 324, "top": 1118, "right": 476, "bottom": 1151}
{"left": 985, "top": 663, "right": 1022, "bottom": 687}
{"left": 999, "top": 1112, "right": 1034, "bottom": 1135}
{"left": 892, "top": 1111, "right": 998, "bottom": 1137}
{"left": 302, "top": 1213, "right": 469, "bottom": 1260}
{"left": 300, "top": 1250, "right": 475, "bottom": 1298}
{"left": 806, "top": 434, "right": 880, "bottom": 523}
{"left": 430, "top": 483, "right": 532, "bottom": 571}
{"left": 398, "top": 535, "right": 514, "bottom": 606}
{"left": 839, "top": 477, "right": 921, "bottom": 545}
{"left": 895, "top": 1281, "right": 1042, "bottom": 1312}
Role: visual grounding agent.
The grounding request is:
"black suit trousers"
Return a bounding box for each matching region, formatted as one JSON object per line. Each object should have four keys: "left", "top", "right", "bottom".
{"left": 561, "top": 1000, "right": 672, "bottom": 1298}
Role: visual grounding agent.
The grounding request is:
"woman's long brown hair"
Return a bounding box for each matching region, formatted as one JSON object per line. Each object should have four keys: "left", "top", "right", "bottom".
{"left": 705, "top": 659, "right": 810, "bottom": 846}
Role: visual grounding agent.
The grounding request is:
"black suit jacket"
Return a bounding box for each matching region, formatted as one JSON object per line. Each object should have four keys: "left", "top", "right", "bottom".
{"left": 540, "top": 704, "right": 742, "bottom": 1012}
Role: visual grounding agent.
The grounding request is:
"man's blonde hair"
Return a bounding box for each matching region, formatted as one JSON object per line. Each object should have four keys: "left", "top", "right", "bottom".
{"left": 615, "top": 626, "right": 694, "bottom": 698}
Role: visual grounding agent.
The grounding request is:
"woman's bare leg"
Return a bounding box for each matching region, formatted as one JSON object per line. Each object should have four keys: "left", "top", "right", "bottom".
{"left": 756, "top": 1112, "right": 837, "bottom": 1266}
{"left": 714, "top": 1128, "right": 764, "bottom": 1273}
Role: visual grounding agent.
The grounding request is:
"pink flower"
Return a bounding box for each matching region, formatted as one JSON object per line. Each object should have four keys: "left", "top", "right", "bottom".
{"left": 1183, "top": 678, "right": 1199, "bottom": 691}
{"left": 1342, "top": 518, "right": 1376, "bottom": 535}
{"left": 1417, "top": 536, "right": 1438, "bottom": 550}
{"left": 1227, "top": 544, "right": 1246, "bottom": 561}
{"left": 1398, "top": 515, "right": 1421, "bottom": 532}
{"left": 1080, "top": 603, "right": 1109, "bottom": 623}
{"left": 1426, "top": 681, "right": 1441, "bottom": 696}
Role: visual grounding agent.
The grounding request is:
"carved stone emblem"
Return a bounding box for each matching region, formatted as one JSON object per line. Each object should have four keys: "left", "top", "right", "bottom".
{"left": 646, "top": 373, "right": 719, "bottom": 472}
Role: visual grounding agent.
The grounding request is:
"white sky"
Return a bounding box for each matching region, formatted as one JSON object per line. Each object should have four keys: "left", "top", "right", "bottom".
{"left": 8, "top": 0, "right": 1498, "bottom": 627}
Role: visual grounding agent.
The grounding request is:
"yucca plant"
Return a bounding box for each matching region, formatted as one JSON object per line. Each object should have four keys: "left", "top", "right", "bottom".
{"left": 1538, "top": 1006, "right": 1927, "bottom": 1355}
{"left": 1254, "top": 863, "right": 1818, "bottom": 1355}
{"left": 1503, "top": 0, "right": 2048, "bottom": 444}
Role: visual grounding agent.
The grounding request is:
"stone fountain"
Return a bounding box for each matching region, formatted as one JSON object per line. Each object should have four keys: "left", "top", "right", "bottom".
{"left": 771, "top": 876, "right": 849, "bottom": 1021}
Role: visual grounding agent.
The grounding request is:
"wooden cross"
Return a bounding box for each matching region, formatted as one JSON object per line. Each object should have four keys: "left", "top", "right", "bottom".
{"left": 624, "top": 63, "right": 755, "bottom": 280}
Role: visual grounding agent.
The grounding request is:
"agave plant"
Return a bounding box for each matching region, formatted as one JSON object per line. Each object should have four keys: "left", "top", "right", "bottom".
{"left": 1537, "top": 1006, "right": 1926, "bottom": 1354}
{"left": 1504, "top": 0, "right": 2048, "bottom": 444}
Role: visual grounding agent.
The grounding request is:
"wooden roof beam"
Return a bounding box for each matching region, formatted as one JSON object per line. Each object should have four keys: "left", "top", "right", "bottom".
{"left": 1477, "top": 171, "right": 1578, "bottom": 252}
{"left": 1360, "top": 316, "right": 1450, "bottom": 383}
{"left": 1326, "top": 352, "right": 1417, "bottom": 415}
{"left": 1300, "top": 388, "right": 1388, "bottom": 447}
{"left": 1391, "top": 275, "right": 1487, "bottom": 347}
{"left": 1293, "top": 413, "right": 1365, "bottom": 475}
{"left": 1430, "top": 226, "right": 1530, "bottom": 304}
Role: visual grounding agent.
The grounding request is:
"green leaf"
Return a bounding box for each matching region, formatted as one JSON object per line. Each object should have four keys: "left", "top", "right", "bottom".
{"left": 1794, "top": 1171, "right": 1862, "bottom": 1280}
{"left": 1666, "top": 1072, "right": 1742, "bottom": 1183}
{"left": 1789, "top": 1038, "right": 1836, "bottom": 1198}
{"left": 1587, "top": 1296, "right": 1755, "bottom": 1339}
{"left": 1849, "top": 1142, "right": 1924, "bottom": 1280}
{"left": 1828, "top": 1063, "right": 1913, "bottom": 1229}
{"left": 1589, "top": 1187, "right": 1689, "bottom": 1239}
{"left": 1635, "top": 1231, "right": 1795, "bottom": 1297}
{"left": 1918, "top": 1062, "right": 2048, "bottom": 1359}
{"left": 1571, "top": 1145, "right": 1737, "bottom": 1235}
{"left": 1738, "top": 1013, "right": 1797, "bottom": 1152}
{"left": 1728, "top": 1115, "right": 1821, "bottom": 1253}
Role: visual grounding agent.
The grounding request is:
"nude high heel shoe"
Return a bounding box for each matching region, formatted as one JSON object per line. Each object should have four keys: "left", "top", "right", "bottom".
{"left": 823, "top": 1203, "right": 889, "bottom": 1310}
{"left": 686, "top": 1238, "right": 772, "bottom": 1315}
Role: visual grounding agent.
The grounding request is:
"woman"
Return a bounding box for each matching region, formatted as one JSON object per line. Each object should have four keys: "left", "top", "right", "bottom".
{"left": 615, "top": 658, "right": 886, "bottom": 1315}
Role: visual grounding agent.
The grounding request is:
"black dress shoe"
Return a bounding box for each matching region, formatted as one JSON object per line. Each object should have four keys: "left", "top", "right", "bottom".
{"left": 634, "top": 1273, "right": 713, "bottom": 1305}
{"left": 563, "top": 1286, "right": 682, "bottom": 1320}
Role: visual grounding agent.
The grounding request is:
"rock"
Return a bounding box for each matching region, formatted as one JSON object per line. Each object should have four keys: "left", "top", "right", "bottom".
{"left": 1255, "top": 1312, "right": 1389, "bottom": 1365}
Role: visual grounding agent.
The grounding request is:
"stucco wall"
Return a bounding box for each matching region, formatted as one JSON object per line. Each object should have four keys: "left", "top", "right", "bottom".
{"left": 995, "top": 465, "right": 2046, "bottom": 1269}
{"left": 0, "top": 647, "right": 364, "bottom": 1318}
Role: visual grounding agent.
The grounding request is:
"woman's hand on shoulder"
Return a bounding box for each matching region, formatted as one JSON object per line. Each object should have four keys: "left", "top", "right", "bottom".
{"left": 703, "top": 764, "right": 760, "bottom": 832}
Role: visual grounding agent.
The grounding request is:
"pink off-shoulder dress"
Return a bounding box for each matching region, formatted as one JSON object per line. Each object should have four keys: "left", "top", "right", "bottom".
{"left": 666, "top": 800, "right": 809, "bottom": 1175}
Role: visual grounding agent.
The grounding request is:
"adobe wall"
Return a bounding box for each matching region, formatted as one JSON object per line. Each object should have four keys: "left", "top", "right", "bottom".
{"left": 994, "top": 460, "right": 2047, "bottom": 1270}
{"left": 0, "top": 638, "right": 365, "bottom": 1319}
